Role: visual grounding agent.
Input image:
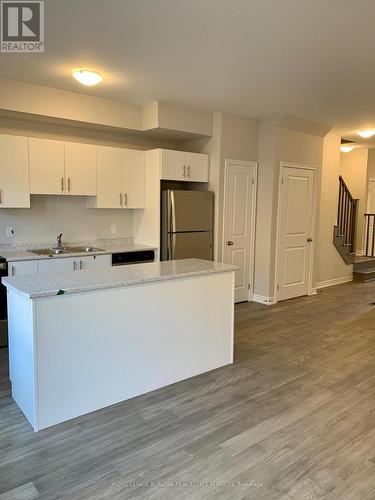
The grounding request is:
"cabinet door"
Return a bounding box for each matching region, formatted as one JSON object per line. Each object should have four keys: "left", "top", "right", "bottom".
{"left": 64, "top": 142, "right": 97, "bottom": 196}
{"left": 29, "top": 138, "right": 65, "bottom": 195}
{"left": 0, "top": 134, "right": 30, "bottom": 208}
{"left": 96, "top": 146, "right": 123, "bottom": 208}
{"left": 122, "top": 149, "right": 145, "bottom": 208}
{"left": 78, "top": 254, "right": 112, "bottom": 270}
{"left": 184, "top": 152, "right": 209, "bottom": 182}
{"left": 8, "top": 260, "right": 38, "bottom": 277}
{"left": 161, "top": 149, "right": 186, "bottom": 181}
{"left": 38, "top": 257, "right": 77, "bottom": 274}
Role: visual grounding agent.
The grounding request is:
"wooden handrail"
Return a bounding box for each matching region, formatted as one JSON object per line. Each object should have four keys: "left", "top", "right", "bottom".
{"left": 337, "top": 177, "right": 358, "bottom": 254}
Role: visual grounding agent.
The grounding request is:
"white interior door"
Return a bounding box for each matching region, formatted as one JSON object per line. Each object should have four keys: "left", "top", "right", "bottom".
{"left": 223, "top": 160, "right": 257, "bottom": 303}
{"left": 277, "top": 165, "right": 315, "bottom": 301}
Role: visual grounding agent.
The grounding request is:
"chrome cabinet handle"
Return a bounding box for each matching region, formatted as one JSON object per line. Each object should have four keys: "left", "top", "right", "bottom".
{"left": 307, "top": 238, "right": 313, "bottom": 242}
{"left": 0, "top": 189, "right": 2, "bottom": 204}
{"left": 68, "top": 177, "right": 71, "bottom": 193}
{"left": 61, "top": 177, "right": 64, "bottom": 194}
{"left": 124, "top": 193, "right": 128, "bottom": 206}
{"left": 80, "top": 260, "right": 83, "bottom": 270}
{"left": 227, "top": 241, "right": 234, "bottom": 246}
{"left": 73, "top": 261, "right": 77, "bottom": 271}
{"left": 119, "top": 193, "right": 123, "bottom": 206}
{"left": 183, "top": 165, "right": 186, "bottom": 178}
{"left": 187, "top": 165, "right": 191, "bottom": 178}
{"left": 11, "top": 265, "right": 15, "bottom": 276}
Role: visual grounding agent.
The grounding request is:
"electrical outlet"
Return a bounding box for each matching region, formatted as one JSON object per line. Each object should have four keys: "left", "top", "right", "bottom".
{"left": 6, "top": 226, "right": 14, "bottom": 238}
{"left": 111, "top": 224, "right": 117, "bottom": 234}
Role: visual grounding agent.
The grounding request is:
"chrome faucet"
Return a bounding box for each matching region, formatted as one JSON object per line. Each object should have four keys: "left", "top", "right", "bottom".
{"left": 56, "top": 233, "right": 63, "bottom": 250}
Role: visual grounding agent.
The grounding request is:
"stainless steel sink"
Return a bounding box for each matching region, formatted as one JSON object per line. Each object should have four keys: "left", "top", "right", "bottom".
{"left": 28, "top": 246, "right": 104, "bottom": 256}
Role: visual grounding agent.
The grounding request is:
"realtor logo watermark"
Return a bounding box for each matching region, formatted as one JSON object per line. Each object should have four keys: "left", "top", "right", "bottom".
{"left": 1, "top": 0, "right": 44, "bottom": 52}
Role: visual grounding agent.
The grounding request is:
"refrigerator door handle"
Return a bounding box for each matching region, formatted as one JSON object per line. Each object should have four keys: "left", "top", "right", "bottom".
{"left": 170, "top": 191, "right": 176, "bottom": 233}
{"left": 167, "top": 233, "right": 173, "bottom": 260}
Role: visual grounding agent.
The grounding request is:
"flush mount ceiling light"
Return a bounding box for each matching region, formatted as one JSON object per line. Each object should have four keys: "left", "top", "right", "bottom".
{"left": 72, "top": 69, "right": 103, "bottom": 86}
{"left": 340, "top": 145, "right": 354, "bottom": 153}
{"left": 358, "top": 130, "right": 375, "bottom": 138}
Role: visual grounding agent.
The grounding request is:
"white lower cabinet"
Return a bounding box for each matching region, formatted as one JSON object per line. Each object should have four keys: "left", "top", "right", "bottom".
{"left": 38, "top": 254, "right": 112, "bottom": 274}
{"left": 38, "top": 257, "right": 77, "bottom": 274}
{"left": 8, "top": 260, "right": 38, "bottom": 277}
{"left": 75, "top": 254, "right": 112, "bottom": 270}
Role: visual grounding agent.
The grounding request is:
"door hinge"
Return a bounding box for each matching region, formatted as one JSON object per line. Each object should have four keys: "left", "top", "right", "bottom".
{"left": 277, "top": 285, "right": 280, "bottom": 291}
{"left": 248, "top": 283, "right": 251, "bottom": 290}
{"left": 281, "top": 178, "right": 284, "bottom": 185}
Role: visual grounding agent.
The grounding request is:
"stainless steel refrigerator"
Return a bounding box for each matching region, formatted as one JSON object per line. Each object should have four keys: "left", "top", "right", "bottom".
{"left": 161, "top": 190, "right": 214, "bottom": 261}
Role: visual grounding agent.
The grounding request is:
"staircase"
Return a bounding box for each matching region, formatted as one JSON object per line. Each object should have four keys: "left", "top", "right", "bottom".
{"left": 333, "top": 176, "right": 358, "bottom": 265}
{"left": 334, "top": 176, "right": 375, "bottom": 282}
{"left": 353, "top": 214, "right": 375, "bottom": 282}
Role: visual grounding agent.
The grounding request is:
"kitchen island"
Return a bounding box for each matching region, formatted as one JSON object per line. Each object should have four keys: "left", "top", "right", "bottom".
{"left": 3, "top": 259, "right": 236, "bottom": 431}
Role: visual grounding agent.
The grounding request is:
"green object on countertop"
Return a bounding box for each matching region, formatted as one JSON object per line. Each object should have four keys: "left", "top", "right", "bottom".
{"left": 57, "top": 290, "right": 65, "bottom": 295}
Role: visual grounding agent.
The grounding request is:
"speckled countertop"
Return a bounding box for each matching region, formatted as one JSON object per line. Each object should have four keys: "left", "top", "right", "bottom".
{"left": 2, "top": 259, "right": 237, "bottom": 299}
{"left": 0, "top": 238, "right": 156, "bottom": 262}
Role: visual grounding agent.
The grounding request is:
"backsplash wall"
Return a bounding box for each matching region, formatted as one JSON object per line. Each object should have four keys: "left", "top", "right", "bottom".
{"left": 0, "top": 195, "right": 133, "bottom": 244}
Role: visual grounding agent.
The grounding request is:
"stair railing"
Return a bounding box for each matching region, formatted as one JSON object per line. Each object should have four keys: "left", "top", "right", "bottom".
{"left": 337, "top": 176, "right": 358, "bottom": 254}
{"left": 364, "top": 214, "right": 375, "bottom": 257}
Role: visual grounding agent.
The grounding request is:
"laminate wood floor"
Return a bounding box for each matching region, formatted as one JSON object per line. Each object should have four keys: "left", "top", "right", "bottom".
{"left": 2, "top": 281, "right": 375, "bottom": 499}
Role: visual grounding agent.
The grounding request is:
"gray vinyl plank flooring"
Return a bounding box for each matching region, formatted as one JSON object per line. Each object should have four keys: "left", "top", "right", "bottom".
{"left": 1, "top": 281, "right": 375, "bottom": 498}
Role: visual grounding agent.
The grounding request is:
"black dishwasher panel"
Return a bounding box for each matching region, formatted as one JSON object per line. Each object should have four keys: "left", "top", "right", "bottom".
{"left": 112, "top": 250, "right": 155, "bottom": 266}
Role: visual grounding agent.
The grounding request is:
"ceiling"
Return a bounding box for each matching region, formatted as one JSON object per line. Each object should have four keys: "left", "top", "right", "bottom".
{"left": 1, "top": 0, "right": 375, "bottom": 142}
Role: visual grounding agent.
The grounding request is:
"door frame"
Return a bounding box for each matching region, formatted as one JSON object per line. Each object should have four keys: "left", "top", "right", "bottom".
{"left": 222, "top": 159, "right": 258, "bottom": 302}
{"left": 366, "top": 178, "right": 375, "bottom": 213}
{"left": 275, "top": 162, "right": 318, "bottom": 302}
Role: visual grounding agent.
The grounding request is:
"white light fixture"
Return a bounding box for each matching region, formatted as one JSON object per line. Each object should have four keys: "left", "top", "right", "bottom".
{"left": 72, "top": 69, "right": 103, "bottom": 86}
{"left": 340, "top": 145, "right": 354, "bottom": 153}
{"left": 358, "top": 129, "right": 375, "bottom": 138}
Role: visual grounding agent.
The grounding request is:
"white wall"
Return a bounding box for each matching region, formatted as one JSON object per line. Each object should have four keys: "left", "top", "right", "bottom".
{"left": 0, "top": 196, "right": 133, "bottom": 245}
{"left": 315, "top": 134, "right": 352, "bottom": 286}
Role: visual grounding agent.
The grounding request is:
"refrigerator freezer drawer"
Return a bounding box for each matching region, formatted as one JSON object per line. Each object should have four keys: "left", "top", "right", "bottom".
{"left": 167, "top": 232, "right": 213, "bottom": 261}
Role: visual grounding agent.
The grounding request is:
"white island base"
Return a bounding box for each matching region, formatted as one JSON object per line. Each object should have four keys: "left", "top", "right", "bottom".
{"left": 5, "top": 261, "right": 235, "bottom": 431}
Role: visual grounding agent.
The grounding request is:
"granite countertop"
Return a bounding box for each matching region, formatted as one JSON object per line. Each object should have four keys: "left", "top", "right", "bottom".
{"left": 0, "top": 239, "right": 156, "bottom": 262}
{"left": 2, "top": 259, "right": 238, "bottom": 299}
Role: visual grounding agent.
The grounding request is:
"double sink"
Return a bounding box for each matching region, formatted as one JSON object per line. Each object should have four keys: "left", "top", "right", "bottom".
{"left": 28, "top": 246, "right": 104, "bottom": 257}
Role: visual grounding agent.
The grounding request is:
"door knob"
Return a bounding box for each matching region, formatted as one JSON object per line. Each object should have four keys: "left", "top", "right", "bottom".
{"left": 227, "top": 241, "right": 234, "bottom": 246}
{"left": 307, "top": 238, "right": 313, "bottom": 242}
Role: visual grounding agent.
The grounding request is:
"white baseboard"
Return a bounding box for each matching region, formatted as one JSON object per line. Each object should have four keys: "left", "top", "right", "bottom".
{"left": 315, "top": 276, "right": 353, "bottom": 289}
{"left": 252, "top": 293, "right": 277, "bottom": 305}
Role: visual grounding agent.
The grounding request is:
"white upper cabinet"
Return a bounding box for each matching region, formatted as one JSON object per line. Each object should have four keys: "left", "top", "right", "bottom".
{"left": 161, "top": 149, "right": 209, "bottom": 182}
{"left": 64, "top": 142, "right": 97, "bottom": 196}
{"left": 0, "top": 134, "right": 30, "bottom": 208}
{"left": 122, "top": 149, "right": 145, "bottom": 209}
{"left": 92, "top": 147, "right": 145, "bottom": 209}
{"left": 29, "top": 138, "right": 65, "bottom": 195}
{"left": 95, "top": 146, "right": 123, "bottom": 208}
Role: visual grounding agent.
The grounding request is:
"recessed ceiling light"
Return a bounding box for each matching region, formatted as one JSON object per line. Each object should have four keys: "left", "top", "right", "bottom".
{"left": 340, "top": 145, "right": 354, "bottom": 153}
{"left": 358, "top": 130, "right": 375, "bottom": 138}
{"left": 72, "top": 69, "right": 103, "bottom": 86}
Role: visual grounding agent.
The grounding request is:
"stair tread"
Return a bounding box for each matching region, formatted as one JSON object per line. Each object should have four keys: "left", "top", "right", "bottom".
{"left": 353, "top": 268, "right": 375, "bottom": 275}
